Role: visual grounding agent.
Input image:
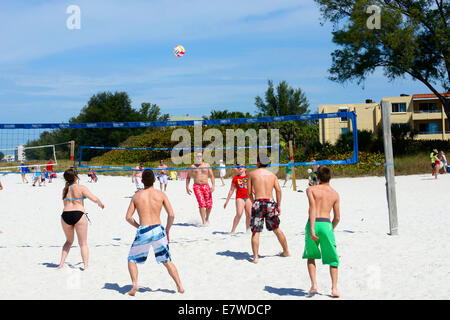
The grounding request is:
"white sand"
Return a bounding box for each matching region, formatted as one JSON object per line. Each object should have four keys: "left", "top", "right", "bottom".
{"left": 0, "top": 172, "right": 449, "bottom": 300}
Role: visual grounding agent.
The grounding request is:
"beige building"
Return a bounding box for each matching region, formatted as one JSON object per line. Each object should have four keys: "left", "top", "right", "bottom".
{"left": 318, "top": 93, "right": 450, "bottom": 144}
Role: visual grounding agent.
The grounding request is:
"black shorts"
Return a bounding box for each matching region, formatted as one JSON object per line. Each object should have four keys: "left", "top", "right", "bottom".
{"left": 250, "top": 199, "right": 280, "bottom": 232}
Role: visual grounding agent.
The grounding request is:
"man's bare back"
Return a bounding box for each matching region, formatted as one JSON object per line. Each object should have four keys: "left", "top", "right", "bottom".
{"left": 248, "top": 168, "right": 281, "bottom": 201}
{"left": 129, "top": 188, "right": 172, "bottom": 227}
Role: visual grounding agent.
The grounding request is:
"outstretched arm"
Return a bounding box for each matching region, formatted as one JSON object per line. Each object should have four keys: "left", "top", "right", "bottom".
{"left": 82, "top": 187, "right": 104, "bottom": 209}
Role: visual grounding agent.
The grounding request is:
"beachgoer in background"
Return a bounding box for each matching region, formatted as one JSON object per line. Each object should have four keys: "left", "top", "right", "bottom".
{"left": 303, "top": 166, "right": 340, "bottom": 298}
{"left": 126, "top": 169, "right": 184, "bottom": 296}
{"left": 132, "top": 163, "right": 145, "bottom": 192}
{"left": 283, "top": 163, "right": 292, "bottom": 187}
{"left": 157, "top": 160, "right": 169, "bottom": 192}
{"left": 46, "top": 160, "right": 54, "bottom": 183}
{"left": 439, "top": 151, "right": 447, "bottom": 174}
{"left": 224, "top": 164, "right": 251, "bottom": 234}
{"left": 186, "top": 153, "right": 215, "bottom": 226}
{"left": 433, "top": 150, "right": 440, "bottom": 179}
{"left": 219, "top": 160, "right": 226, "bottom": 186}
{"left": 18, "top": 163, "right": 28, "bottom": 184}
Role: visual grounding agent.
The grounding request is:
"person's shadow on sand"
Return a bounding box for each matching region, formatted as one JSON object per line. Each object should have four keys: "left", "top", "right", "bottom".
{"left": 264, "top": 286, "right": 310, "bottom": 297}
{"left": 102, "top": 283, "right": 176, "bottom": 295}
{"left": 216, "top": 250, "right": 275, "bottom": 262}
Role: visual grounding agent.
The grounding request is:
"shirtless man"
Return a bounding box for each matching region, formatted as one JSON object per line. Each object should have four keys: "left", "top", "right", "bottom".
{"left": 126, "top": 169, "right": 184, "bottom": 296}
{"left": 132, "top": 163, "right": 145, "bottom": 191}
{"left": 247, "top": 156, "right": 290, "bottom": 264}
{"left": 157, "top": 160, "right": 169, "bottom": 192}
{"left": 186, "top": 153, "right": 215, "bottom": 226}
{"left": 302, "top": 166, "right": 340, "bottom": 298}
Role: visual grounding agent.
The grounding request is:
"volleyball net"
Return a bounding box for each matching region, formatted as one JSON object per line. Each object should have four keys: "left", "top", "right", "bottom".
{"left": 0, "top": 112, "right": 358, "bottom": 174}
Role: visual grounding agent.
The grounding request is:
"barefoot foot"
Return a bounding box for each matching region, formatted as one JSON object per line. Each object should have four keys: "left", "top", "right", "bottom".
{"left": 128, "top": 286, "right": 139, "bottom": 296}
{"left": 331, "top": 288, "right": 340, "bottom": 298}
{"left": 308, "top": 286, "right": 318, "bottom": 294}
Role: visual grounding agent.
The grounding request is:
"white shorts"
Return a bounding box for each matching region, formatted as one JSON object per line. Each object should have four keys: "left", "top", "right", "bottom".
{"left": 158, "top": 174, "right": 168, "bottom": 185}
{"left": 220, "top": 169, "right": 226, "bottom": 178}
{"left": 135, "top": 177, "right": 144, "bottom": 190}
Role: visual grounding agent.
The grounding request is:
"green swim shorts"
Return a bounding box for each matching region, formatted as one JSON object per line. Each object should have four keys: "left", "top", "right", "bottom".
{"left": 302, "top": 218, "right": 339, "bottom": 267}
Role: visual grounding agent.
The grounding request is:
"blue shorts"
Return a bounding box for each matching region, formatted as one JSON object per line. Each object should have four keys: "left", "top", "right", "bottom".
{"left": 128, "top": 224, "right": 171, "bottom": 264}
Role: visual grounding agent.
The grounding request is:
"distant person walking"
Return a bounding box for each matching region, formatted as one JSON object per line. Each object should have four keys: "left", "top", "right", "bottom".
{"left": 439, "top": 151, "right": 447, "bottom": 174}
{"left": 219, "top": 160, "right": 226, "bottom": 186}
{"left": 433, "top": 150, "right": 440, "bottom": 179}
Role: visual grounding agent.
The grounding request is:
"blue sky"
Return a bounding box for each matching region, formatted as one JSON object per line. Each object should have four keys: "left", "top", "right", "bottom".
{"left": 0, "top": 0, "right": 443, "bottom": 124}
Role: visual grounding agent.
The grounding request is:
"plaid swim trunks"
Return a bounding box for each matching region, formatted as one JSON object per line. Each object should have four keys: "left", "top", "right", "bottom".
{"left": 250, "top": 199, "right": 280, "bottom": 232}
{"left": 128, "top": 224, "right": 171, "bottom": 264}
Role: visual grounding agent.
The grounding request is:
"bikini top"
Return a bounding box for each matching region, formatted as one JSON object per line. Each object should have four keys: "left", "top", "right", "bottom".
{"left": 65, "top": 184, "right": 87, "bottom": 202}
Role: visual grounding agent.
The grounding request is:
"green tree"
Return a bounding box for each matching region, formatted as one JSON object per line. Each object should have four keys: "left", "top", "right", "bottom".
{"left": 0, "top": 151, "right": 4, "bottom": 161}
{"left": 26, "top": 92, "right": 169, "bottom": 161}
{"left": 255, "top": 80, "right": 311, "bottom": 143}
{"left": 315, "top": 0, "right": 450, "bottom": 117}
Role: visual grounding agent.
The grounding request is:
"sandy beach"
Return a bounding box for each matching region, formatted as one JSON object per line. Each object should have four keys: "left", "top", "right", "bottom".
{"left": 0, "top": 172, "right": 449, "bottom": 300}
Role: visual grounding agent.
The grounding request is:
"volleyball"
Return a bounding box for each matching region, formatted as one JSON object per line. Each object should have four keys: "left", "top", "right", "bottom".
{"left": 174, "top": 45, "right": 185, "bottom": 57}
{"left": 307, "top": 169, "right": 312, "bottom": 174}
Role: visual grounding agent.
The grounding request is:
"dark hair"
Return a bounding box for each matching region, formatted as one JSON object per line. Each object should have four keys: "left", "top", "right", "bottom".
{"left": 317, "top": 166, "right": 331, "bottom": 183}
{"left": 142, "top": 169, "right": 155, "bottom": 187}
{"left": 257, "top": 154, "right": 270, "bottom": 168}
{"left": 63, "top": 168, "right": 78, "bottom": 199}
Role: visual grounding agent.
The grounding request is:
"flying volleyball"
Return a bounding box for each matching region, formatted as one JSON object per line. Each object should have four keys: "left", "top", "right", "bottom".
{"left": 174, "top": 45, "right": 185, "bottom": 57}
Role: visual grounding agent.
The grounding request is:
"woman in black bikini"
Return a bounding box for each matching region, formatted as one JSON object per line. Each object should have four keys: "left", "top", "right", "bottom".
{"left": 58, "top": 168, "right": 104, "bottom": 270}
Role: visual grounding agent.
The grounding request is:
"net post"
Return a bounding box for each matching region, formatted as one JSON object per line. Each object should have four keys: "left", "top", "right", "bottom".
{"left": 288, "top": 140, "right": 297, "bottom": 191}
{"left": 70, "top": 140, "right": 75, "bottom": 161}
{"left": 381, "top": 100, "right": 399, "bottom": 236}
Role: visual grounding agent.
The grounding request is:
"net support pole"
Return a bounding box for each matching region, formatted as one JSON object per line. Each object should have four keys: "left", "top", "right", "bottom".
{"left": 288, "top": 140, "right": 297, "bottom": 191}
{"left": 381, "top": 100, "right": 398, "bottom": 236}
{"left": 70, "top": 140, "right": 75, "bottom": 161}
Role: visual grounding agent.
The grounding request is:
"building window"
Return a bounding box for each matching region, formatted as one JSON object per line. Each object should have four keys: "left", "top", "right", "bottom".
{"left": 418, "top": 102, "right": 439, "bottom": 113}
{"left": 341, "top": 128, "right": 349, "bottom": 135}
{"left": 419, "top": 123, "right": 440, "bottom": 134}
{"left": 392, "top": 103, "right": 406, "bottom": 113}
{"left": 338, "top": 108, "right": 348, "bottom": 122}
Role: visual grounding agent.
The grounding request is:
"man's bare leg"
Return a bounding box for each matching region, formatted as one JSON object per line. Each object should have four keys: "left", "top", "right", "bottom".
{"left": 273, "top": 228, "right": 290, "bottom": 256}
{"left": 251, "top": 232, "right": 260, "bottom": 263}
{"left": 307, "top": 259, "right": 318, "bottom": 294}
{"left": 330, "top": 266, "right": 339, "bottom": 297}
{"left": 163, "top": 261, "right": 185, "bottom": 293}
{"left": 127, "top": 261, "right": 139, "bottom": 296}
{"left": 199, "top": 207, "right": 206, "bottom": 225}
{"left": 205, "top": 208, "right": 212, "bottom": 224}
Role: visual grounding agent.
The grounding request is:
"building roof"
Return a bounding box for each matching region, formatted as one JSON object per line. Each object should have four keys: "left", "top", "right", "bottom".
{"left": 412, "top": 93, "right": 450, "bottom": 100}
